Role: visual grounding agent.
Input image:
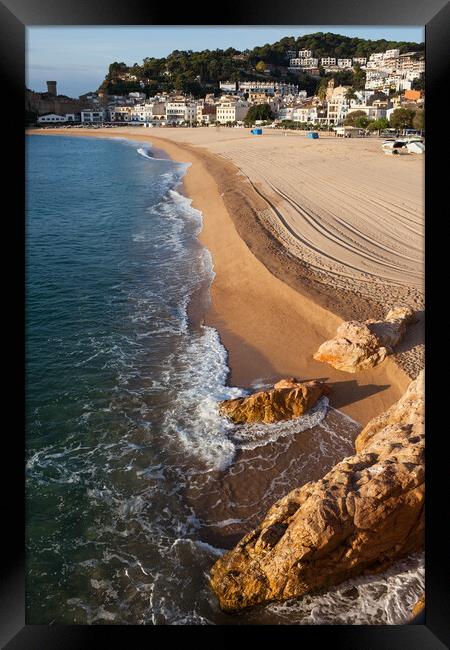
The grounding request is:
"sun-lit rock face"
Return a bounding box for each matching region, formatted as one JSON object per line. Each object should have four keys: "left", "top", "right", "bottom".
{"left": 210, "top": 371, "right": 424, "bottom": 613}
{"left": 218, "top": 378, "right": 330, "bottom": 424}
{"left": 313, "top": 306, "right": 417, "bottom": 373}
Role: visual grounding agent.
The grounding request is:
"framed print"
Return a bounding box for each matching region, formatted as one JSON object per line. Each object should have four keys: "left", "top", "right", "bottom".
{"left": 1, "top": 0, "right": 448, "bottom": 646}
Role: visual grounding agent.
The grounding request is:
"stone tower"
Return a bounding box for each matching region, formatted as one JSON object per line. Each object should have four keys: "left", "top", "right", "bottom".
{"left": 47, "top": 81, "right": 57, "bottom": 96}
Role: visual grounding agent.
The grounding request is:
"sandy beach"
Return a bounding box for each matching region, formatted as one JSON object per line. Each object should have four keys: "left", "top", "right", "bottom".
{"left": 28, "top": 127, "right": 424, "bottom": 425}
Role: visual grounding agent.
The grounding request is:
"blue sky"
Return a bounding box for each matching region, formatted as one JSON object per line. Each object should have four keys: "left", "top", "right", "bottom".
{"left": 26, "top": 26, "right": 424, "bottom": 97}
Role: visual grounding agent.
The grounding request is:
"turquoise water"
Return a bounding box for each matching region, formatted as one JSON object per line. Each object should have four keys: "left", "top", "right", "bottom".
{"left": 26, "top": 135, "right": 423, "bottom": 625}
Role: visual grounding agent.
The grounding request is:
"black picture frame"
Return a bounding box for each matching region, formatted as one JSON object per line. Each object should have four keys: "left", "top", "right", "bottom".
{"left": 1, "top": 0, "right": 448, "bottom": 646}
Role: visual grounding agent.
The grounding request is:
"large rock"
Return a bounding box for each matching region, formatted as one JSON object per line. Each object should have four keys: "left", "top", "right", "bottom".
{"left": 313, "top": 306, "right": 416, "bottom": 372}
{"left": 210, "top": 371, "right": 424, "bottom": 612}
{"left": 218, "top": 378, "right": 330, "bottom": 424}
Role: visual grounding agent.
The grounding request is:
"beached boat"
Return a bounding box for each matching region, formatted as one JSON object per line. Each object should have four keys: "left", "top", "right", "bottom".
{"left": 382, "top": 138, "right": 425, "bottom": 155}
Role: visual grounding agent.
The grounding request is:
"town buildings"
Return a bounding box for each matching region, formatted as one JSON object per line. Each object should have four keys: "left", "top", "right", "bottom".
{"left": 31, "top": 43, "right": 424, "bottom": 130}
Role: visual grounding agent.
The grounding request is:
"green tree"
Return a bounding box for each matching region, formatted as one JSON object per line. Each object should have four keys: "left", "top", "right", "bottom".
{"left": 411, "top": 73, "right": 425, "bottom": 91}
{"left": 244, "top": 103, "right": 274, "bottom": 125}
{"left": 389, "top": 108, "right": 415, "bottom": 129}
{"left": 346, "top": 88, "right": 357, "bottom": 100}
{"left": 352, "top": 64, "right": 366, "bottom": 91}
{"left": 344, "top": 110, "right": 369, "bottom": 127}
{"left": 413, "top": 109, "right": 424, "bottom": 131}
{"left": 367, "top": 117, "right": 389, "bottom": 132}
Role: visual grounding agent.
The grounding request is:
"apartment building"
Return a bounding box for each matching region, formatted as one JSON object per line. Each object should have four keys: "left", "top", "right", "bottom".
{"left": 397, "top": 54, "right": 425, "bottom": 75}
{"left": 128, "top": 102, "right": 167, "bottom": 122}
{"left": 277, "top": 105, "right": 295, "bottom": 121}
{"left": 337, "top": 59, "right": 353, "bottom": 68}
{"left": 219, "top": 81, "right": 237, "bottom": 93}
{"left": 384, "top": 49, "right": 400, "bottom": 59}
{"left": 216, "top": 99, "right": 249, "bottom": 123}
{"left": 109, "top": 106, "right": 133, "bottom": 122}
{"left": 292, "top": 105, "right": 318, "bottom": 123}
{"left": 238, "top": 81, "right": 300, "bottom": 96}
{"left": 298, "top": 49, "right": 313, "bottom": 58}
{"left": 166, "top": 100, "right": 197, "bottom": 124}
{"left": 80, "top": 110, "right": 106, "bottom": 123}
{"left": 326, "top": 87, "right": 352, "bottom": 124}
{"left": 196, "top": 104, "right": 217, "bottom": 124}
{"left": 353, "top": 57, "right": 367, "bottom": 65}
{"left": 346, "top": 105, "right": 388, "bottom": 120}
{"left": 128, "top": 92, "right": 146, "bottom": 101}
{"left": 321, "top": 57, "right": 336, "bottom": 66}
{"left": 289, "top": 58, "right": 319, "bottom": 68}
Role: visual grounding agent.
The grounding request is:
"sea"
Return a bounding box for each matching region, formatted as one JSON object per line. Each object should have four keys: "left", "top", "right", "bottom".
{"left": 26, "top": 134, "right": 424, "bottom": 625}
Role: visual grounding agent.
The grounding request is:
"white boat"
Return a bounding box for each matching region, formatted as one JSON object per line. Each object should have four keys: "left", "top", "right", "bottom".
{"left": 406, "top": 141, "right": 425, "bottom": 154}
{"left": 381, "top": 138, "right": 425, "bottom": 155}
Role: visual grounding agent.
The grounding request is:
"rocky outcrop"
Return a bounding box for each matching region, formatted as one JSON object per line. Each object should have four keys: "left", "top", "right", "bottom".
{"left": 313, "top": 306, "right": 417, "bottom": 373}
{"left": 210, "top": 371, "right": 424, "bottom": 612}
{"left": 218, "top": 378, "right": 330, "bottom": 424}
{"left": 410, "top": 594, "right": 425, "bottom": 621}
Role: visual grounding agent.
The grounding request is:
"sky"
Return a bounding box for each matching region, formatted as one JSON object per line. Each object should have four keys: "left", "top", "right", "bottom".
{"left": 26, "top": 26, "right": 425, "bottom": 98}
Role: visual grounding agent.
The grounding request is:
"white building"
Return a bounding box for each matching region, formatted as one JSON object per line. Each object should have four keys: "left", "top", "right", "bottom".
{"left": 326, "top": 91, "right": 351, "bottom": 125}
{"left": 397, "top": 55, "right": 425, "bottom": 76}
{"left": 128, "top": 102, "right": 167, "bottom": 123}
{"left": 321, "top": 57, "right": 336, "bottom": 66}
{"left": 292, "top": 105, "right": 318, "bottom": 123}
{"left": 109, "top": 106, "right": 133, "bottom": 122}
{"left": 337, "top": 59, "right": 353, "bottom": 68}
{"left": 384, "top": 49, "right": 400, "bottom": 59}
{"left": 166, "top": 101, "right": 198, "bottom": 124}
{"left": 128, "top": 91, "right": 146, "bottom": 101}
{"left": 64, "top": 113, "right": 81, "bottom": 123}
{"left": 346, "top": 105, "right": 388, "bottom": 120}
{"left": 216, "top": 99, "right": 249, "bottom": 123}
{"left": 289, "top": 57, "right": 319, "bottom": 69}
{"left": 37, "top": 113, "right": 66, "bottom": 123}
{"left": 277, "top": 106, "right": 295, "bottom": 121}
{"left": 353, "top": 57, "right": 367, "bottom": 65}
{"left": 298, "top": 49, "right": 313, "bottom": 58}
{"left": 219, "top": 81, "right": 237, "bottom": 93}
{"left": 80, "top": 110, "right": 105, "bottom": 123}
{"left": 238, "top": 81, "right": 300, "bottom": 96}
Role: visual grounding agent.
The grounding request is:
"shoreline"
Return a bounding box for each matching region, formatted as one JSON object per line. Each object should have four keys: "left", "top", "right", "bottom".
{"left": 27, "top": 128, "right": 416, "bottom": 425}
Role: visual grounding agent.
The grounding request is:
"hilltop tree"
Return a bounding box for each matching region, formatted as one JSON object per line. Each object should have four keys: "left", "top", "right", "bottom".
{"left": 96, "top": 32, "right": 424, "bottom": 99}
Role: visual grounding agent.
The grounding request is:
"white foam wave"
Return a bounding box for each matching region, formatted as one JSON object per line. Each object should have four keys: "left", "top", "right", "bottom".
{"left": 264, "top": 551, "right": 424, "bottom": 625}
{"left": 232, "top": 397, "right": 329, "bottom": 451}
{"left": 136, "top": 146, "right": 169, "bottom": 162}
